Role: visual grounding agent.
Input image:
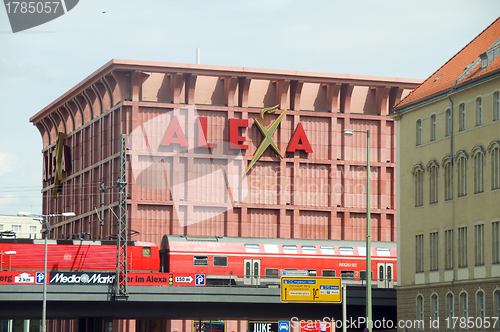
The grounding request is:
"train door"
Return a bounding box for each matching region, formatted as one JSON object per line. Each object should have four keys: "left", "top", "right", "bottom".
{"left": 243, "top": 259, "right": 261, "bottom": 286}
{"left": 377, "top": 263, "right": 394, "bottom": 288}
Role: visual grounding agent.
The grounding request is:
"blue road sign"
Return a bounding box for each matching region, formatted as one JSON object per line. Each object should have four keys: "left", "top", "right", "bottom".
{"left": 278, "top": 321, "right": 289, "bottom": 332}
{"left": 36, "top": 272, "right": 44, "bottom": 284}
{"left": 195, "top": 274, "right": 206, "bottom": 286}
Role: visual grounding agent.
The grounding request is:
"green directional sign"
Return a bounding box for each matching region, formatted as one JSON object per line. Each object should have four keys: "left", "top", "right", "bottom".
{"left": 280, "top": 277, "right": 342, "bottom": 303}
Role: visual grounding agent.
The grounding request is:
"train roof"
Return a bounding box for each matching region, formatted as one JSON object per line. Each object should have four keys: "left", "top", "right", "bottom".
{"left": 160, "top": 235, "right": 396, "bottom": 251}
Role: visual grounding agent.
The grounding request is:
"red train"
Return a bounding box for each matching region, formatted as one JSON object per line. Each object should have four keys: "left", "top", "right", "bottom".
{"left": 0, "top": 236, "right": 396, "bottom": 288}
{"left": 159, "top": 235, "right": 397, "bottom": 288}
{"left": 0, "top": 238, "right": 159, "bottom": 272}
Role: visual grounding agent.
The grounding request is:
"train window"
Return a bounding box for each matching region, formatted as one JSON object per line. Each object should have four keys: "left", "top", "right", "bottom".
{"left": 245, "top": 244, "right": 260, "bottom": 253}
{"left": 307, "top": 269, "right": 317, "bottom": 276}
{"left": 142, "top": 247, "right": 152, "bottom": 257}
{"left": 213, "top": 256, "right": 228, "bottom": 267}
{"left": 193, "top": 256, "right": 208, "bottom": 266}
{"left": 265, "top": 268, "right": 279, "bottom": 278}
{"left": 341, "top": 270, "right": 355, "bottom": 280}
{"left": 320, "top": 246, "right": 335, "bottom": 255}
{"left": 264, "top": 244, "right": 279, "bottom": 253}
{"left": 358, "top": 247, "right": 366, "bottom": 256}
{"left": 360, "top": 270, "right": 373, "bottom": 280}
{"left": 283, "top": 245, "right": 298, "bottom": 254}
{"left": 339, "top": 247, "right": 354, "bottom": 255}
{"left": 379, "top": 266, "right": 384, "bottom": 281}
{"left": 301, "top": 246, "right": 316, "bottom": 254}
{"left": 322, "top": 270, "right": 336, "bottom": 277}
{"left": 376, "top": 248, "right": 391, "bottom": 256}
{"left": 387, "top": 266, "right": 392, "bottom": 281}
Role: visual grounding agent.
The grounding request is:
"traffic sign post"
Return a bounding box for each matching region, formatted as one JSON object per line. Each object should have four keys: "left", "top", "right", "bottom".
{"left": 280, "top": 277, "right": 342, "bottom": 303}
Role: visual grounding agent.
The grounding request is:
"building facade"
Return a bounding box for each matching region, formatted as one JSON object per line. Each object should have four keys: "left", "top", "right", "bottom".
{"left": 394, "top": 18, "right": 500, "bottom": 332}
{"left": 29, "top": 60, "right": 419, "bottom": 331}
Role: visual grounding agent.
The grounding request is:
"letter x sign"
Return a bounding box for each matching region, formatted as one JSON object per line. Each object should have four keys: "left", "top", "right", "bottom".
{"left": 246, "top": 105, "right": 286, "bottom": 173}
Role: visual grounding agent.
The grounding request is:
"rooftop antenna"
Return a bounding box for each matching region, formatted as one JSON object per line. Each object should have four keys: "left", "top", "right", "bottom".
{"left": 196, "top": 48, "right": 200, "bottom": 64}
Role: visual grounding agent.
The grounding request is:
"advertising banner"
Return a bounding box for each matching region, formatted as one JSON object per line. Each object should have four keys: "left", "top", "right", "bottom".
{"left": 0, "top": 271, "right": 44, "bottom": 285}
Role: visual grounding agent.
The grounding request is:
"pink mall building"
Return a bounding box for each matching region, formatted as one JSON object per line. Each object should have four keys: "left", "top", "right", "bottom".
{"left": 30, "top": 59, "right": 420, "bottom": 331}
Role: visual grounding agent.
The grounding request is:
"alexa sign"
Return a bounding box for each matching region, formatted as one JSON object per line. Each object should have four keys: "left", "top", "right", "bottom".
{"left": 159, "top": 105, "right": 312, "bottom": 173}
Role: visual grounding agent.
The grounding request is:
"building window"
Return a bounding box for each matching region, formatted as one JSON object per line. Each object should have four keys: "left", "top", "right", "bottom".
{"left": 413, "top": 165, "right": 424, "bottom": 207}
{"left": 472, "top": 147, "right": 484, "bottom": 194}
{"left": 446, "top": 108, "right": 452, "bottom": 136}
{"left": 458, "top": 226, "right": 468, "bottom": 268}
{"left": 430, "top": 231, "right": 438, "bottom": 271}
{"left": 494, "top": 289, "right": 500, "bottom": 330}
{"left": 491, "top": 143, "right": 500, "bottom": 190}
{"left": 417, "top": 294, "right": 424, "bottom": 326}
{"left": 428, "top": 161, "right": 439, "bottom": 204}
{"left": 445, "top": 229, "right": 454, "bottom": 269}
{"left": 459, "top": 291, "right": 468, "bottom": 322}
{"left": 475, "top": 223, "right": 485, "bottom": 266}
{"left": 476, "top": 97, "right": 482, "bottom": 126}
{"left": 459, "top": 103, "right": 466, "bottom": 131}
{"left": 494, "top": 92, "right": 500, "bottom": 121}
{"left": 446, "top": 292, "right": 455, "bottom": 329}
{"left": 416, "top": 234, "right": 424, "bottom": 272}
{"left": 493, "top": 221, "right": 500, "bottom": 264}
{"left": 456, "top": 152, "right": 468, "bottom": 197}
{"left": 416, "top": 119, "right": 422, "bottom": 145}
{"left": 11, "top": 225, "right": 21, "bottom": 233}
{"left": 430, "top": 114, "right": 437, "bottom": 141}
{"left": 0, "top": 224, "right": 3, "bottom": 231}
{"left": 29, "top": 226, "right": 37, "bottom": 234}
{"left": 443, "top": 158, "right": 453, "bottom": 200}
{"left": 431, "top": 293, "right": 439, "bottom": 328}
{"left": 476, "top": 290, "right": 485, "bottom": 328}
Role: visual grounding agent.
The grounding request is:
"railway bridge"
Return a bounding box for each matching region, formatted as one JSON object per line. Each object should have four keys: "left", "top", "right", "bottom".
{"left": 0, "top": 284, "right": 396, "bottom": 330}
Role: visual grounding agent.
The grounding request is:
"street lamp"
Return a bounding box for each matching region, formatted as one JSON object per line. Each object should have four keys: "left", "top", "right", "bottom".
{"left": 0, "top": 251, "right": 16, "bottom": 270}
{"left": 17, "top": 212, "right": 75, "bottom": 332}
{"left": 343, "top": 129, "right": 372, "bottom": 332}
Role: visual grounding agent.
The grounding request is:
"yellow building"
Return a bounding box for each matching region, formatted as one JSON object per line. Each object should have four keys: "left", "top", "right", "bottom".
{"left": 393, "top": 18, "right": 500, "bottom": 331}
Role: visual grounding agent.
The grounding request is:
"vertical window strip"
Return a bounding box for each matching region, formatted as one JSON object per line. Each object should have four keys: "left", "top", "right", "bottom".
{"left": 445, "top": 229, "right": 453, "bottom": 269}
{"left": 430, "top": 232, "right": 438, "bottom": 271}
{"left": 476, "top": 291, "right": 485, "bottom": 325}
{"left": 495, "top": 291, "right": 500, "bottom": 330}
{"left": 446, "top": 109, "right": 452, "bottom": 137}
{"left": 457, "top": 156, "right": 467, "bottom": 197}
{"left": 458, "top": 227, "right": 468, "bottom": 268}
{"left": 475, "top": 224, "right": 485, "bottom": 266}
{"left": 445, "top": 161, "right": 453, "bottom": 201}
{"left": 431, "top": 294, "right": 439, "bottom": 323}
{"left": 416, "top": 119, "right": 422, "bottom": 145}
{"left": 474, "top": 152, "right": 484, "bottom": 194}
{"left": 460, "top": 292, "right": 468, "bottom": 320}
{"left": 430, "top": 165, "right": 438, "bottom": 203}
{"left": 492, "top": 147, "right": 500, "bottom": 190}
{"left": 416, "top": 234, "right": 424, "bottom": 272}
{"left": 476, "top": 97, "right": 482, "bottom": 126}
{"left": 446, "top": 293, "right": 454, "bottom": 329}
{"left": 431, "top": 114, "right": 436, "bottom": 141}
{"left": 415, "top": 169, "right": 423, "bottom": 207}
{"left": 493, "top": 221, "right": 500, "bottom": 264}
{"left": 459, "top": 103, "right": 466, "bottom": 131}
{"left": 494, "top": 92, "right": 500, "bottom": 121}
{"left": 417, "top": 295, "right": 424, "bottom": 323}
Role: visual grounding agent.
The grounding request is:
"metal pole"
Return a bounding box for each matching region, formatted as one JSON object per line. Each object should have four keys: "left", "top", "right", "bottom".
{"left": 342, "top": 284, "right": 347, "bottom": 332}
{"left": 366, "top": 130, "right": 372, "bottom": 332}
{"left": 42, "top": 217, "right": 48, "bottom": 332}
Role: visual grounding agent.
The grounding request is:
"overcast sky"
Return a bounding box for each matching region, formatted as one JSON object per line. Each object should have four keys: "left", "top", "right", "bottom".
{"left": 0, "top": 0, "right": 499, "bottom": 216}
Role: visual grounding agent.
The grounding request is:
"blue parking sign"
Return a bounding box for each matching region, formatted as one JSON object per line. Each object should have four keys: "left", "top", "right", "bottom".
{"left": 195, "top": 274, "right": 205, "bottom": 286}
{"left": 36, "top": 272, "right": 44, "bottom": 284}
{"left": 278, "top": 321, "right": 289, "bottom": 332}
